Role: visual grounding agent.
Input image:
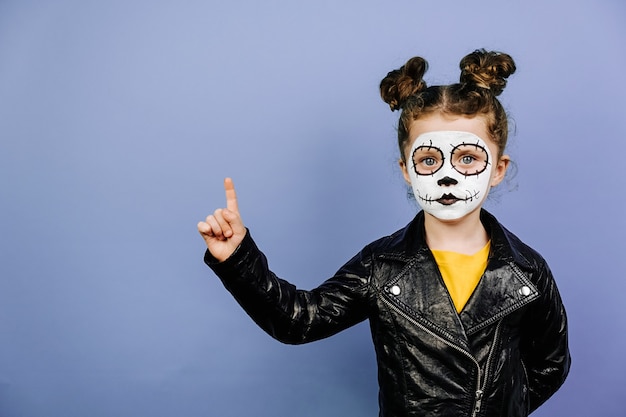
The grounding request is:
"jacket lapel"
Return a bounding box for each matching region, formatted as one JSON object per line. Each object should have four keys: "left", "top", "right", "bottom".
{"left": 459, "top": 257, "right": 539, "bottom": 335}
{"left": 459, "top": 210, "right": 540, "bottom": 334}
{"left": 381, "top": 250, "right": 471, "bottom": 349}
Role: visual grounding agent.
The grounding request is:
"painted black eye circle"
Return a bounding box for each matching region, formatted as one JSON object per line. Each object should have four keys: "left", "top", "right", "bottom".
{"left": 450, "top": 143, "right": 489, "bottom": 176}
{"left": 411, "top": 145, "right": 445, "bottom": 175}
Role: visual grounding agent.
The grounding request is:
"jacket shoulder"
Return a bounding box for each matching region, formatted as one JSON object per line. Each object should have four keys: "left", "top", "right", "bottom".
{"left": 497, "top": 222, "right": 548, "bottom": 271}
{"left": 360, "top": 218, "right": 425, "bottom": 261}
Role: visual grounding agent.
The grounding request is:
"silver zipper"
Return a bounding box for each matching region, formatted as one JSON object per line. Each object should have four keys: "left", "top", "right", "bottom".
{"left": 473, "top": 389, "right": 484, "bottom": 416}
{"left": 475, "top": 320, "right": 503, "bottom": 416}
{"left": 381, "top": 295, "right": 502, "bottom": 417}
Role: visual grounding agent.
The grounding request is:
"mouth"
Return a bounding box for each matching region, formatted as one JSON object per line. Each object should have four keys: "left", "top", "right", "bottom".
{"left": 436, "top": 193, "right": 460, "bottom": 206}
{"left": 417, "top": 190, "right": 481, "bottom": 205}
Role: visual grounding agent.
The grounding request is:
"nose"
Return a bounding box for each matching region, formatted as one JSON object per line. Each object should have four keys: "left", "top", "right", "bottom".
{"left": 437, "top": 176, "right": 458, "bottom": 186}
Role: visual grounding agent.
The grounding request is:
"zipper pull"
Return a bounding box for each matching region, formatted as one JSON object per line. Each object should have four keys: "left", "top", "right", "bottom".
{"left": 474, "top": 389, "right": 484, "bottom": 414}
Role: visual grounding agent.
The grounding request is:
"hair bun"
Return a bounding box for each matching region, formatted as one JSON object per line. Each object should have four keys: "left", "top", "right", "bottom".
{"left": 380, "top": 57, "right": 428, "bottom": 111}
{"left": 459, "top": 49, "right": 516, "bottom": 96}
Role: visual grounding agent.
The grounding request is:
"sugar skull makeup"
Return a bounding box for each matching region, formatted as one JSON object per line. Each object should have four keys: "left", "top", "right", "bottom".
{"left": 406, "top": 131, "right": 493, "bottom": 220}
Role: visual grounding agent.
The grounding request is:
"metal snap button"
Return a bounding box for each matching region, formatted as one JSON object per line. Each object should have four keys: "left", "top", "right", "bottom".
{"left": 519, "top": 286, "right": 531, "bottom": 296}
{"left": 390, "top": 285, "right": 401, "bottom": 296}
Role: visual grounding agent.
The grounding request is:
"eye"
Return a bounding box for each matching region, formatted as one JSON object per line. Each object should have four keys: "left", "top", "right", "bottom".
{"left": 411, "top": 145, "right": 444, "bottom": 175}
{"left": 422, "top": 157, "right": 437, "bottom": 166}
{"left": 450, "top": 143, "right": 490, "bottom": 176}
{"left": 460, "top": 155, "right": 475, "bottom": 165}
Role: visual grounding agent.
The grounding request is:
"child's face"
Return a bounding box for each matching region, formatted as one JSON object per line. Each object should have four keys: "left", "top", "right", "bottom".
{"left": 400, "top": 113, "right": 510, "bottom": 221}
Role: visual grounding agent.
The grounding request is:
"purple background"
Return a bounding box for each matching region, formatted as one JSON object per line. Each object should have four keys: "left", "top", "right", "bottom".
{"left": 1, "top": 1, "right": 625, "bottom": 416}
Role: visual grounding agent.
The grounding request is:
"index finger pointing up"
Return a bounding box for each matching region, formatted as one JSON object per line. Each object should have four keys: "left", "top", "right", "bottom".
{"left": 224, "top": 177, "right": 239, "bottom": 213}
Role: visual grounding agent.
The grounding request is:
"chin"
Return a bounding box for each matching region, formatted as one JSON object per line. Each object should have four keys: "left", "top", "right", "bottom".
{"left": 423, "top": 205, "right": 482, "bottom": 222}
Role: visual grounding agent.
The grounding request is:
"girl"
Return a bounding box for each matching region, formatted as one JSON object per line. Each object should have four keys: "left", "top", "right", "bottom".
{"left": 197, "top": 49, "right": 570, "bottom": 417}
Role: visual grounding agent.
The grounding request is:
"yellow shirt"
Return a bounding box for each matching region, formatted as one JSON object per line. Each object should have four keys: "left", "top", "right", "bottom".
{"left": 431, "top": 241, "right": 490, "bottom": 313}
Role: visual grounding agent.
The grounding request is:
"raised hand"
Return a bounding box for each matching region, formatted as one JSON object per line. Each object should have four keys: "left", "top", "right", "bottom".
{"left": 197, "top": 178, "right": 246, "bottom": 262}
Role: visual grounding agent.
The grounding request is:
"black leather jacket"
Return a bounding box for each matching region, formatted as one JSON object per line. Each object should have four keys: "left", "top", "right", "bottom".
{"left": 205, "top": 210, "right": 570, "bottom": 417}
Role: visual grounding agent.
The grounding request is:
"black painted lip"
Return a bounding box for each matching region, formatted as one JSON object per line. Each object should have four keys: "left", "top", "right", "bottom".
{"left": 437, "top": 193, "right": 459, "bottom": 205}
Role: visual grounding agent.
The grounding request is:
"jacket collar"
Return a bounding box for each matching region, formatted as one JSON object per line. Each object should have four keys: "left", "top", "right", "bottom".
{"left": 378, "top": 210, "right": 539, "bottom": 346}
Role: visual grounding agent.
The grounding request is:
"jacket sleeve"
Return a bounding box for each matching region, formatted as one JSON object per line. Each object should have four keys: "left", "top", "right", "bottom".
{"left": 521, "top": 259, "right": 571, "bottom": 412}
{"left": 204, "top": 229, "right": 373, "bottom": 344}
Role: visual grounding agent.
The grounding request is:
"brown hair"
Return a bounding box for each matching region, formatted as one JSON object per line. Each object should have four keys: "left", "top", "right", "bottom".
{"left": 380, "top": 49, "right": 516, "bottom": 160}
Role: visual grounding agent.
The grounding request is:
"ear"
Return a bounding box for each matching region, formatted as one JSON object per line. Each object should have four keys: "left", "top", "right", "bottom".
{"left": 490, "top": 154, "right": 511, "bottom": 187}
{"left": 399, "top": 159, "right": 412, "bottom": 185}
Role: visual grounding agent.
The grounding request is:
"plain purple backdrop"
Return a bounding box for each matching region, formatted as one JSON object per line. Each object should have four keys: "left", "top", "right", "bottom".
{"left": 1, "top": 1, "right": 625, "bottom": 416}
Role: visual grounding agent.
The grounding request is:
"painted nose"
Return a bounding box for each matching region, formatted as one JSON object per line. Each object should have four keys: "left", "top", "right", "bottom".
{"left": 437, "top": 176, "right": 458, "bottom": 186}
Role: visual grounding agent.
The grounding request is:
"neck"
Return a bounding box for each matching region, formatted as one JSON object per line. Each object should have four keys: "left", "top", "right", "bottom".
{"left": 423, "top": 209, "right": 489, "bottom": 255}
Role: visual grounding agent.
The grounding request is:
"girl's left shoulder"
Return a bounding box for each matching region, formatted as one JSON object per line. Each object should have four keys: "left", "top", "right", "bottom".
{"left": 483, "top": 210, "right": 548, "bottom": 271}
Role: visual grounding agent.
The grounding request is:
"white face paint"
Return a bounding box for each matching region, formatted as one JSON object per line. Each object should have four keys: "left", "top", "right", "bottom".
{"left": 406, "top": 131, "right": 493, "bottom": 220}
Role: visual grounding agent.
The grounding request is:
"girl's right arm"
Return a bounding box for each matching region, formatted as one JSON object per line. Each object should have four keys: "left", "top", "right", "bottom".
{"left": 198, "top": 178, "right": 371, "bottom": 344}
